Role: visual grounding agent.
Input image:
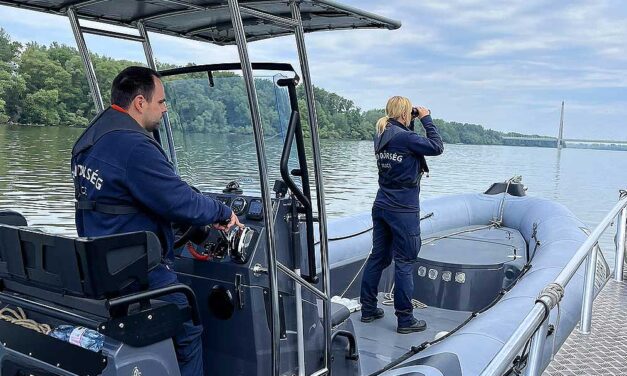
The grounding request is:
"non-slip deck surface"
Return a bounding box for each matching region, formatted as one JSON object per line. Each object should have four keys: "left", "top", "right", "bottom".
{"left": 351, "top": 294, "right": 471, "bottom": 374}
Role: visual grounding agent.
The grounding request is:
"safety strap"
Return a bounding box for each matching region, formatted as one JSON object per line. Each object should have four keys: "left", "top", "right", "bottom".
{"left": 378, "top": 173, "right": 421, "bottom": 189}
{"left": 75, "top": 200, "right": 139, "bottom": 215}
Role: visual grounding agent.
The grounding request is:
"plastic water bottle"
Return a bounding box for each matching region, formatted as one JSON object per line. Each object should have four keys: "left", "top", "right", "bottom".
{"left": 49, "top": 325, "right": 105, "bottom": 352}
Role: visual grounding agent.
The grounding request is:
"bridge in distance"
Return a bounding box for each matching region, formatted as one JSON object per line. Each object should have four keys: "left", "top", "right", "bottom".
{"left": 501, "top": 136, "right": 627, "bottom": 151}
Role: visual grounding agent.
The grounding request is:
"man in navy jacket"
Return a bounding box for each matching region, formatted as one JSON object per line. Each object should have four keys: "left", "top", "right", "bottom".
{"left": 71, "top": 66, "right": 239, "bottom": 376}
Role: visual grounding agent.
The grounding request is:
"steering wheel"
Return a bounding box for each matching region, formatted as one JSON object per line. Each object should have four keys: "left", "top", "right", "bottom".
{"left": 173, "top": 185, "right": 212, "bottom": 249}
{"left": 173, "top": 223, "right": 211, "bottom": 249}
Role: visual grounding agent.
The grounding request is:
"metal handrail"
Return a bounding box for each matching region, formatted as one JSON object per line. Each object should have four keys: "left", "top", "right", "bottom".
{"left": 481, "top": 192, "right": 627, "bottom": 376}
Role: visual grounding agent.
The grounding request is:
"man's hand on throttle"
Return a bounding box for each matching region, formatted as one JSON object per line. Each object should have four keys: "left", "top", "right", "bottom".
{"left": 227, "top": 211, "right": 244, "bottom": 230}
{"left": 213, "top": 211, "right": 244, "bottom": 231}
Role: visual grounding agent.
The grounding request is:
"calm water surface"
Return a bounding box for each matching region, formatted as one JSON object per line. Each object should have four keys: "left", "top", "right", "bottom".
{"left": 0, "top": 125, "right": 625, "bottom": 261}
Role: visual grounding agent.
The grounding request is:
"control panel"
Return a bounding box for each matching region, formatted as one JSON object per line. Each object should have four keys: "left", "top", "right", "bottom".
{"left": 176, "top": 192, "right": 267, "bottom": 264}
{"left": 214, "top": 194, "right": 264, "bottom": 221}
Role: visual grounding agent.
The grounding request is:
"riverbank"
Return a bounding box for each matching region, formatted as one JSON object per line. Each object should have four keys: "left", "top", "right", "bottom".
{"left": 2, "top": 122, "right": 626, "bottom": 151}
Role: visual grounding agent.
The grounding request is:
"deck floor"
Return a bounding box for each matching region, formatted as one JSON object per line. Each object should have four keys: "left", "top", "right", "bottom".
{"left": 350, "top": 294, "right": 471, "bottom": 375}
{"left": 544, "top": 271, "right": 627, "bottom": 375}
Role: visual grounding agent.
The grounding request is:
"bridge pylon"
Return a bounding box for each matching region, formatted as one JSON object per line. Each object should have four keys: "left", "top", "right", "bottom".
{"left": 558, "top": 101, "right": 565, "bottom": 149}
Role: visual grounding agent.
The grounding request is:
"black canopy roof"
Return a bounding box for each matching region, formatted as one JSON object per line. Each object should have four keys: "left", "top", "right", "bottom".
{"left": 0, "top": 0, "right": 401, "bottom": 45}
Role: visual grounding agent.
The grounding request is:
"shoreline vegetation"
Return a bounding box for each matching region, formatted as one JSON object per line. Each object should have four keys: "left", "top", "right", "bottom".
{"left": 2, "top": 29, "right": 625, "bottom": 151}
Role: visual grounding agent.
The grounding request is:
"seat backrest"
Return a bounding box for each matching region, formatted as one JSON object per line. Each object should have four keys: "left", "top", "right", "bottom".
{"left": 0, "top": 225, "right": 161, "bottom": 299}
{"left": 0, "top": 210, "right": 27, "bottom": 226}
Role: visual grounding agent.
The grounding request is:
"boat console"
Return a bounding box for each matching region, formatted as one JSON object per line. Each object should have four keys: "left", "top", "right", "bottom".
{"left": 171, "top": 188, "right": 346, "bottom": 375}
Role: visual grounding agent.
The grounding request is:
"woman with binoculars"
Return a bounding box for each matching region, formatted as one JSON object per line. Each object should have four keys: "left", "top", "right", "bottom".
{"left": 360, "top": 96, "right": 444, "bottom": 334}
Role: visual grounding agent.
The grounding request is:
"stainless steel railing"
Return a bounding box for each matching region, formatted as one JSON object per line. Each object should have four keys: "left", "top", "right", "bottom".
{"left": 481, "top": 190, "right": 627, "bottom": 376}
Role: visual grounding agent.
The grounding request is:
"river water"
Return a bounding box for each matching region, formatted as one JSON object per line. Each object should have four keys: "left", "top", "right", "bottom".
{"left": 0, "top": 125, "right": 625, "bottom": 263}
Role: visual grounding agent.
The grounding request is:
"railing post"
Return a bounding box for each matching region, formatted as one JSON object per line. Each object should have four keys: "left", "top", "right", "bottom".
{"left": 524, "top": 318, "right": 550, "bottom": 376}
{"left": 67, "top": 7, "right": 104, "bottom": 113}
{"left": 226, "top": 1, "right": 282, "bottom": 374}
{"left": 294, "top": 268, "right": 305, "bottom": 376}
{"left": 580, "top": 247, "right": 598, "bottom": 334}
{"left": 615, "top": 206, "right": 627, "bottom": 282}
{"left": 137, "top": 21, "right": 179, "bottom": 171}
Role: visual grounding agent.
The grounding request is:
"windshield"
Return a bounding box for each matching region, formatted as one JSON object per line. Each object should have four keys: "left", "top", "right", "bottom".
{"left": 162, "top": 70, "right": 294, "bottom": 195}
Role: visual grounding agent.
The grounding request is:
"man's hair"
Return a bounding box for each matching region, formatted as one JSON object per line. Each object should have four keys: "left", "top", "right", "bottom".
{"left": 111, "top": 66, "right": 161, "bottom": 109}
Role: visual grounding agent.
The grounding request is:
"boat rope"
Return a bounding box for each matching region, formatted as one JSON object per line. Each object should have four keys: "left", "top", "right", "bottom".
{"left": 494, "top": 175, "right": 522, "bottom": 227}
{"left": 530, "top": 222, "right": 540, "bottom": 260}
{"left": 374, "top": 263, "right": 534, "bottom": 376}
{"left": 339, "top": 250, "right": 371, "bottom": 299}
{"left": 337, "top": 213, "right": 435, "bottom": 298}
{"left": 536, "top": 283, "right": 564, "bottom": 361}
{"left": 421, "top": 224, "right": 496, "bottom": 246}
{"left": 0, "top": 306, "right": 51, "bottom": 334}
{"left": 382, "top": 284, "right": 427, "bottom": 309}
{"left": 510, "top": 338, "right": 532, "bottom": 375}
{"left": 318, "top": 212, "right": 434, "bottom": 246}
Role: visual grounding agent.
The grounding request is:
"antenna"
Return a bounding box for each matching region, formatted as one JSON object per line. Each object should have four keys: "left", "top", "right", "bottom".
{"left": 558, "top": 101, "right": 565, "bottom": 149}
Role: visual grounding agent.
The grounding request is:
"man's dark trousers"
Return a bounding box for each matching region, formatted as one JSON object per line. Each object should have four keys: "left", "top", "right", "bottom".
{"left": 131, "top": 263, "right": 204, "bottom": 376}
{"left": 360, "top": 207, "right": 421, "bottom": 328}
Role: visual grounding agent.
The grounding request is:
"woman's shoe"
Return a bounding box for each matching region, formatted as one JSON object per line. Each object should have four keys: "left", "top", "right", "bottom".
{"left": 397, "top": 319, "right": 427, "bottom": 334}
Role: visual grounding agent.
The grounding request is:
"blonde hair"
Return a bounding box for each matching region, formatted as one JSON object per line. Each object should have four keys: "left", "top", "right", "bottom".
{"left": 376, "top": 96, "right": 413, "bottom": 135}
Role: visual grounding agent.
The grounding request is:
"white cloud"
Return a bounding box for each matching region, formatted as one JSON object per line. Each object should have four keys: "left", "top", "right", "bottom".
{"left": 1, "top": 0, "right": 626, "bottom": 139}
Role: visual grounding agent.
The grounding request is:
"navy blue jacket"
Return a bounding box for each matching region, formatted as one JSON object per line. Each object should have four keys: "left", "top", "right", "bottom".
{"left": 71, "top": 107, "right": 232, "bottom": 261}
{"left": 373, "top": 116, "right": 444, "bottom": 212}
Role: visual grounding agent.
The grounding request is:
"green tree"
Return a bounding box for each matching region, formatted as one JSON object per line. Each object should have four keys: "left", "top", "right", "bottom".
{"left": 21, "top": 89, "right": 61, "bottom": 125}
{"left": 0, "top": 28, "right": 530, "bottom": 145}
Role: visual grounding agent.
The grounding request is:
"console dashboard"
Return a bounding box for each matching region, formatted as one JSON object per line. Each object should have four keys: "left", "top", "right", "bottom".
{"left": 176, "top": 192, "right": 269, "bottom": 264}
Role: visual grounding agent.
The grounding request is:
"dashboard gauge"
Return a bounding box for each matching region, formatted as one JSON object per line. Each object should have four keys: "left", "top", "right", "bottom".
{"left": 230, "top": 197, "right": 247, "bottom": 215}
{"left": 246, "top": 199, "right": 263, "bottom": 220}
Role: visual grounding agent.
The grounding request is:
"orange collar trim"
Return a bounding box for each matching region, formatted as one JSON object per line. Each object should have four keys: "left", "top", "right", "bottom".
{"left": 111, "top": 104, "right": 128, "bottom": 114}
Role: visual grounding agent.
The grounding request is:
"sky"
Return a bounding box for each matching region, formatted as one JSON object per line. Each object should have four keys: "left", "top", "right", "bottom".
{"left": 0, "top": 0, "right": 626, "bottom": 140}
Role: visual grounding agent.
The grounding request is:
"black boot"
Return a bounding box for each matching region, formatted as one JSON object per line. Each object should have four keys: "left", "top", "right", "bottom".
{"left": 397, "top": 318, "right": 427, "bottom": 334}
{"left": 361, "top": 308, "right": 385, "bottom": 323}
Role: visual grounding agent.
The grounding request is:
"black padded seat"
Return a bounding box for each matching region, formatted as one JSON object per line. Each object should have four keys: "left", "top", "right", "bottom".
{"left": 331, "top": 302, "right": 351, "bottom": 327}
{"left": 0, "top": 210, "right": 27, "bottom": 226}
{"left": 0, "top": 225, "right": 161, "bottom": 300}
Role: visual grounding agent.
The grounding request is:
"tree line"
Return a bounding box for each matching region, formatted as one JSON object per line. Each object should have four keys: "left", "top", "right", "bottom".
{"left": 0, "top": 28, "right": 517, "bottom": 144}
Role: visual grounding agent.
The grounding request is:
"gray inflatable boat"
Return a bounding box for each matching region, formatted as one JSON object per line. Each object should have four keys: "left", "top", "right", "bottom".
{"left": 325, "top": 185, "right": 610, "bottom": 375}
{"left": 0, "top": 182, "right": 608, "bottom": 376}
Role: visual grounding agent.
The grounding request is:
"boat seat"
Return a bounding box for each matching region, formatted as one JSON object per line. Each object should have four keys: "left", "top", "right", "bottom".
{"left": 331, "top": 302, "right": 351, "bottom": 327}
{"left": 0, "top": 224, "right": 161, "bottom": 300}
{"left": 0, "top": 210, "right": 27, "bottom": 227}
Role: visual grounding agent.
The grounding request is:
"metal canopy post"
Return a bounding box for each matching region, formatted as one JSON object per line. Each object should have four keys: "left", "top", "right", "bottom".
{"left": 137, "top": 21, "right": 179, "bottom": 171}
{"left": 226, "top": 1, "right": 282, "bottom": 375}
{"left": 67, "top": 7, "right": 104, "bottom": 113}
{"left": 290, "top": 1, "right": 333, "bottom": 374}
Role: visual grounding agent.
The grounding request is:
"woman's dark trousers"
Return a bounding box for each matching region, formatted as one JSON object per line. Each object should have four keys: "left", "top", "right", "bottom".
{"left": 360, "top": 207, "right": 421, "bottom": 328}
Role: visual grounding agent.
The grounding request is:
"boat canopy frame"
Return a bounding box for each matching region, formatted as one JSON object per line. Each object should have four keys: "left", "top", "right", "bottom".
{"left": 0, "top": 1, "right": 400, "bottom": 375}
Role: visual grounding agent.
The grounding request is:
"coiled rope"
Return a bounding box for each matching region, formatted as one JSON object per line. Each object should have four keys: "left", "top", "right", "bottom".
{"left": 382, "top": 283, "right": 427, "bottom": 309}
{"left": 0, "top": 306, "right": 51, "bottom": 334}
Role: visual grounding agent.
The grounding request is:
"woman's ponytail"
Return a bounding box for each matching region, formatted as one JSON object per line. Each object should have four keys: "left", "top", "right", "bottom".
{"left": 376, "top": 115, "right": 389, "bottom": 135}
